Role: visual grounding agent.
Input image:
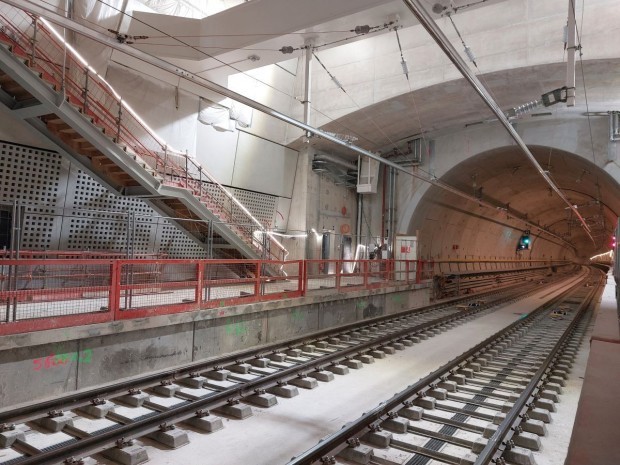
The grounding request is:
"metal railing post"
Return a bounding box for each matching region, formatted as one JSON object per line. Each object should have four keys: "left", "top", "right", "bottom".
{"left": 204, "top": 260, "right": 212, "bottom": 303}
{"left": 29, "top": 16, "right": 37, "bottom": 65}
{"left": 301, "top": 260, "right": 306, "bottom": 295}
{"left": 82, "top": 67, "right": 89, "bottom": 114}
{"left": 207, "top": 220, "right": 213, "bottom": 258}
{"left": 195, "top": 261, "right": 203, "bottom": 305}
{"left": 109, "top": 261, "right": 121, "bottom": 319}
{"left": 185, "top": 151, "right": 189, "bottom": 188}
{"left": 335, "top": 260, "right": 341, "bottom": 292}
{"left": 116, "top": 97, "right": 122, "bottom": 143}
{"left": 11, "top": 202, "right": 21, "bottom": 321}
{"left": 163, "top": 144, "right": 168, "bottom": 178}
{"left": 61, "top": 24, "right": 67, "bottom": 98}
{"left": 255, "top": 260, "right": 262, "bottom": 297}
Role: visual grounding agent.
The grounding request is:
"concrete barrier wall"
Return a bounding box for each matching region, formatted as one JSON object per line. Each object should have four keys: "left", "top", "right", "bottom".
{"left": 0, "top": 285, "right": 431, "bottom": 408}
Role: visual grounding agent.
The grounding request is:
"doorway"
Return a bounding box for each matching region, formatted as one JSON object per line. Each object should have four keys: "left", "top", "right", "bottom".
{"left": 0, "top": 208, "right": 12, "bottom": 252}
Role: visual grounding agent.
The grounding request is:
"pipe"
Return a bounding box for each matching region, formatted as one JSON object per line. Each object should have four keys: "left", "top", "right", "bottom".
{"left": 400, "top": 0, "right": 594, "bottom": 245}
{"left": 313, "top": 153, "right": 357, "bottom": 171}
{"left": 303, "top": 44, "right": 312, "bottom": 138}
{"left": 356, "top": 193, "right": 363, "bottom": 246}
{"left": 387, "top": 167, "right": 396, "bottom": 258}
{"left": 9, "top": 0, "right": 576, "bottom": 250}
{"left": 381, "top": 164, "right": 387, "bottom": 248}
{"left": 566, "top": 0, "right": 577, "bottom": 107}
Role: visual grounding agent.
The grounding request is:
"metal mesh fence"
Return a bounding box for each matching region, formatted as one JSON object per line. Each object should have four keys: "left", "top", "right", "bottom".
{"left": 0, "top": 261, "right": 112, "bottom": 321}
{"left": 203, "top": 261, "right": 259, "bottom": 303}
{"left": 119, "top": 262, "right": 199, "bottom": 311}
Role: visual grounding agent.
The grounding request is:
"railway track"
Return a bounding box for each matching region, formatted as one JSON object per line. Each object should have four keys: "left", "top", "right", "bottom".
{"left": 287, "top": 270, "right": 601, "bottom": 465}
{"left": 0, "top": 271, "right": 585, "bottom": 465}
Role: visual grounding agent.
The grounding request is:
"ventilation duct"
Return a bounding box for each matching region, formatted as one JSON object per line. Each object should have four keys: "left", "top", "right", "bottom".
{"left": 384, "top": 138, "right": 425, "bottom": 166}
{"left": 312, "top": 154, "right": 358, "bottom": 189}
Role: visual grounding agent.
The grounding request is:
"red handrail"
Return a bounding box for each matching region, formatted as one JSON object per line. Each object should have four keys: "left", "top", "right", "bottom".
{"left": 0, "top": 6, "right": 286, "bottom": 261}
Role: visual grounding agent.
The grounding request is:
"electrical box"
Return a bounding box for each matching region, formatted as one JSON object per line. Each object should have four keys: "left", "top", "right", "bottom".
{"left": 357, "top": 157, "right": 380, "bottom": 194}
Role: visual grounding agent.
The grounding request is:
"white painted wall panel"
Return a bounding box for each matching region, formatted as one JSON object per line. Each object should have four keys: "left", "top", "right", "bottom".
{"left": 232, "top": 132, "right": 298, "bottom": 198}
{"left": 195, "top": 125, "right": 239, "bottom": 185}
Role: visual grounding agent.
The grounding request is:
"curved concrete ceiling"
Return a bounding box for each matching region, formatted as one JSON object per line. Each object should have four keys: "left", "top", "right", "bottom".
{"left": 290, "top": 59, "right": 620, "bottom": 155}
{"left": 409, "top": 146, "right": 620, "bottom": 259}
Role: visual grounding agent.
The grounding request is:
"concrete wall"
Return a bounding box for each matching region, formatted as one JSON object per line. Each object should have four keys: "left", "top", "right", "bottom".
{"left": 0, "top": 285, "right": 431, "bottom": 408}
{"left": 378, "top": 115, "right": 618, "bottom": 261}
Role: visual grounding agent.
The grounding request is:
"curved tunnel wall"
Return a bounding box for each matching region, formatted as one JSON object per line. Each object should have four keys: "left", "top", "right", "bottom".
{"left": 398, "top": 118, "right": 620, "bottom": 261}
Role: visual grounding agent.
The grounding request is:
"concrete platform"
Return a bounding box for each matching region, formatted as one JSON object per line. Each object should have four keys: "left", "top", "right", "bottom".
{"left": 565, "top": 274, "right": 620, "bottom": 465}
{"left": 0, "top": 284, "right": 431, "bottom": 408}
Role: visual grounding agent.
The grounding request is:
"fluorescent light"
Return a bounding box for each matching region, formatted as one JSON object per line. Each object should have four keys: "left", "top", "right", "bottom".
{"left": 589, "top": 250, "right": 613, "bottom": 261}
{"left": 255, "top": 231, "right": 307, "bottom": 239}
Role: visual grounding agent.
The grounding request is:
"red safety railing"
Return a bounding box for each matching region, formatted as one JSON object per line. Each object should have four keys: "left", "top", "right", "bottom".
{"left": 0, "top": 4, "right": 287, "bottom": 261}
{"left": 0, "top": 250, "right": 168, "bottom": 260}
{"left": 0, "top": 258, "right": 431, "bottom": 335}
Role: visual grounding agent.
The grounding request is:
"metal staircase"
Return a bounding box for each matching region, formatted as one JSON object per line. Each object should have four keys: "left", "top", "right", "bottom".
{"left": 0, "top": 5, "right": 287, "bottom": 263}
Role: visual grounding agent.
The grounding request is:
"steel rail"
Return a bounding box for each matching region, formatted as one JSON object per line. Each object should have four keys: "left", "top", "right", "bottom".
{"left": 12, "top": 295, "right": 508, "bottom": 465}
{"left": 474, "top": 273, "right": 601, "bottom": 464}
{"left": 400, "top": 0, "right": 594, "bottom": 245}
{"left": 2, "top": 0, "right": 575, "bottom": 250}
{"left": 284, "top": 272, "right": 592, "bottom": 465}
{"left": 0, "top": 277, "right": 538, "bottom": 425}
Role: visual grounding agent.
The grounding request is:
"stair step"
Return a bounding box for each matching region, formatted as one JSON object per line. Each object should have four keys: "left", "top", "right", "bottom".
{"left": 0, "top": 73, "right": 14, "bottom": 84}
{"left": 0, "top": 25, "right": 271, "bottom": 261}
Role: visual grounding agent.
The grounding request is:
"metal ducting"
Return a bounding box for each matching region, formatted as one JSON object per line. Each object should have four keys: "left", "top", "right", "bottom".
{"left": 312, "top": 154, "right": 358, "bottom": 189}
{"left": 314, "top": 153, "right": 358, "bottom": 171}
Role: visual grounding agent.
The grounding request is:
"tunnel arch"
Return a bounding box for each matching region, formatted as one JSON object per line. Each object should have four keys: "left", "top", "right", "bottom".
{"left": 404, "top": 143, "right": 620, "bottom": 261}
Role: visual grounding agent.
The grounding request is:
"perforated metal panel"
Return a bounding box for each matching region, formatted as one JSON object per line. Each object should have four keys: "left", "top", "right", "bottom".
{"left": 0, "top": 142, "right": 62, "bottom": 212}
{"left": 0, "top": 141, "right": 208, "bottom": 258}
{"left": 69, "top": 171, "right": 154, "bottom": 216}
{"left": 21, "top": 213, "right": 61, "bottom": 250}
{"left": 232, "top": 188, "right": 277, "bottom": 228}
{"left": 155, "top": 223, "right": 208, "bottom": 258}
{"left": 0, "top": 140, "right": 282, "bottom": 257}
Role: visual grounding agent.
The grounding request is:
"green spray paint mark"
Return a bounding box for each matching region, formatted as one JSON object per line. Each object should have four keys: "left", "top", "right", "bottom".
{"left": 390, "top": 294, "right": 405, "bottom": 304}
{"left": 33, "top": 349, "right": 93, "bottom": 371}
{"left": 225, "top": 318, "right": 249, "bottom": 337}
{"left": 356, "top": 300, "right": 368, "bottom": 310}
{"left": 291, "top": 308, "right": 303, "bottom": 322}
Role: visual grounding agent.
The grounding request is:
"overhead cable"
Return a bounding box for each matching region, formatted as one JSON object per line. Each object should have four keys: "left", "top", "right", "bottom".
{"left": 401, "top": 0, "right": 594, "bottom": 245}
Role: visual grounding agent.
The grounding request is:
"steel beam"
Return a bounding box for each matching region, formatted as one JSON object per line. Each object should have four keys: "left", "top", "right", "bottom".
{"left": 11, "top": 102, "right": 49, "bottom": 118}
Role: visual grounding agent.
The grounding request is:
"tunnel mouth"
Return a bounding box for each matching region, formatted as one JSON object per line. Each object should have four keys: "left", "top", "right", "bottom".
{"left": 409, "top": 145, "right": 620, "bottom": 261}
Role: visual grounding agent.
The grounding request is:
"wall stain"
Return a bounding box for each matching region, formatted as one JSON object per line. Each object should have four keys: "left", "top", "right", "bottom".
{"left": 363, "top": 304, "right": 383, "bottom": 319}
